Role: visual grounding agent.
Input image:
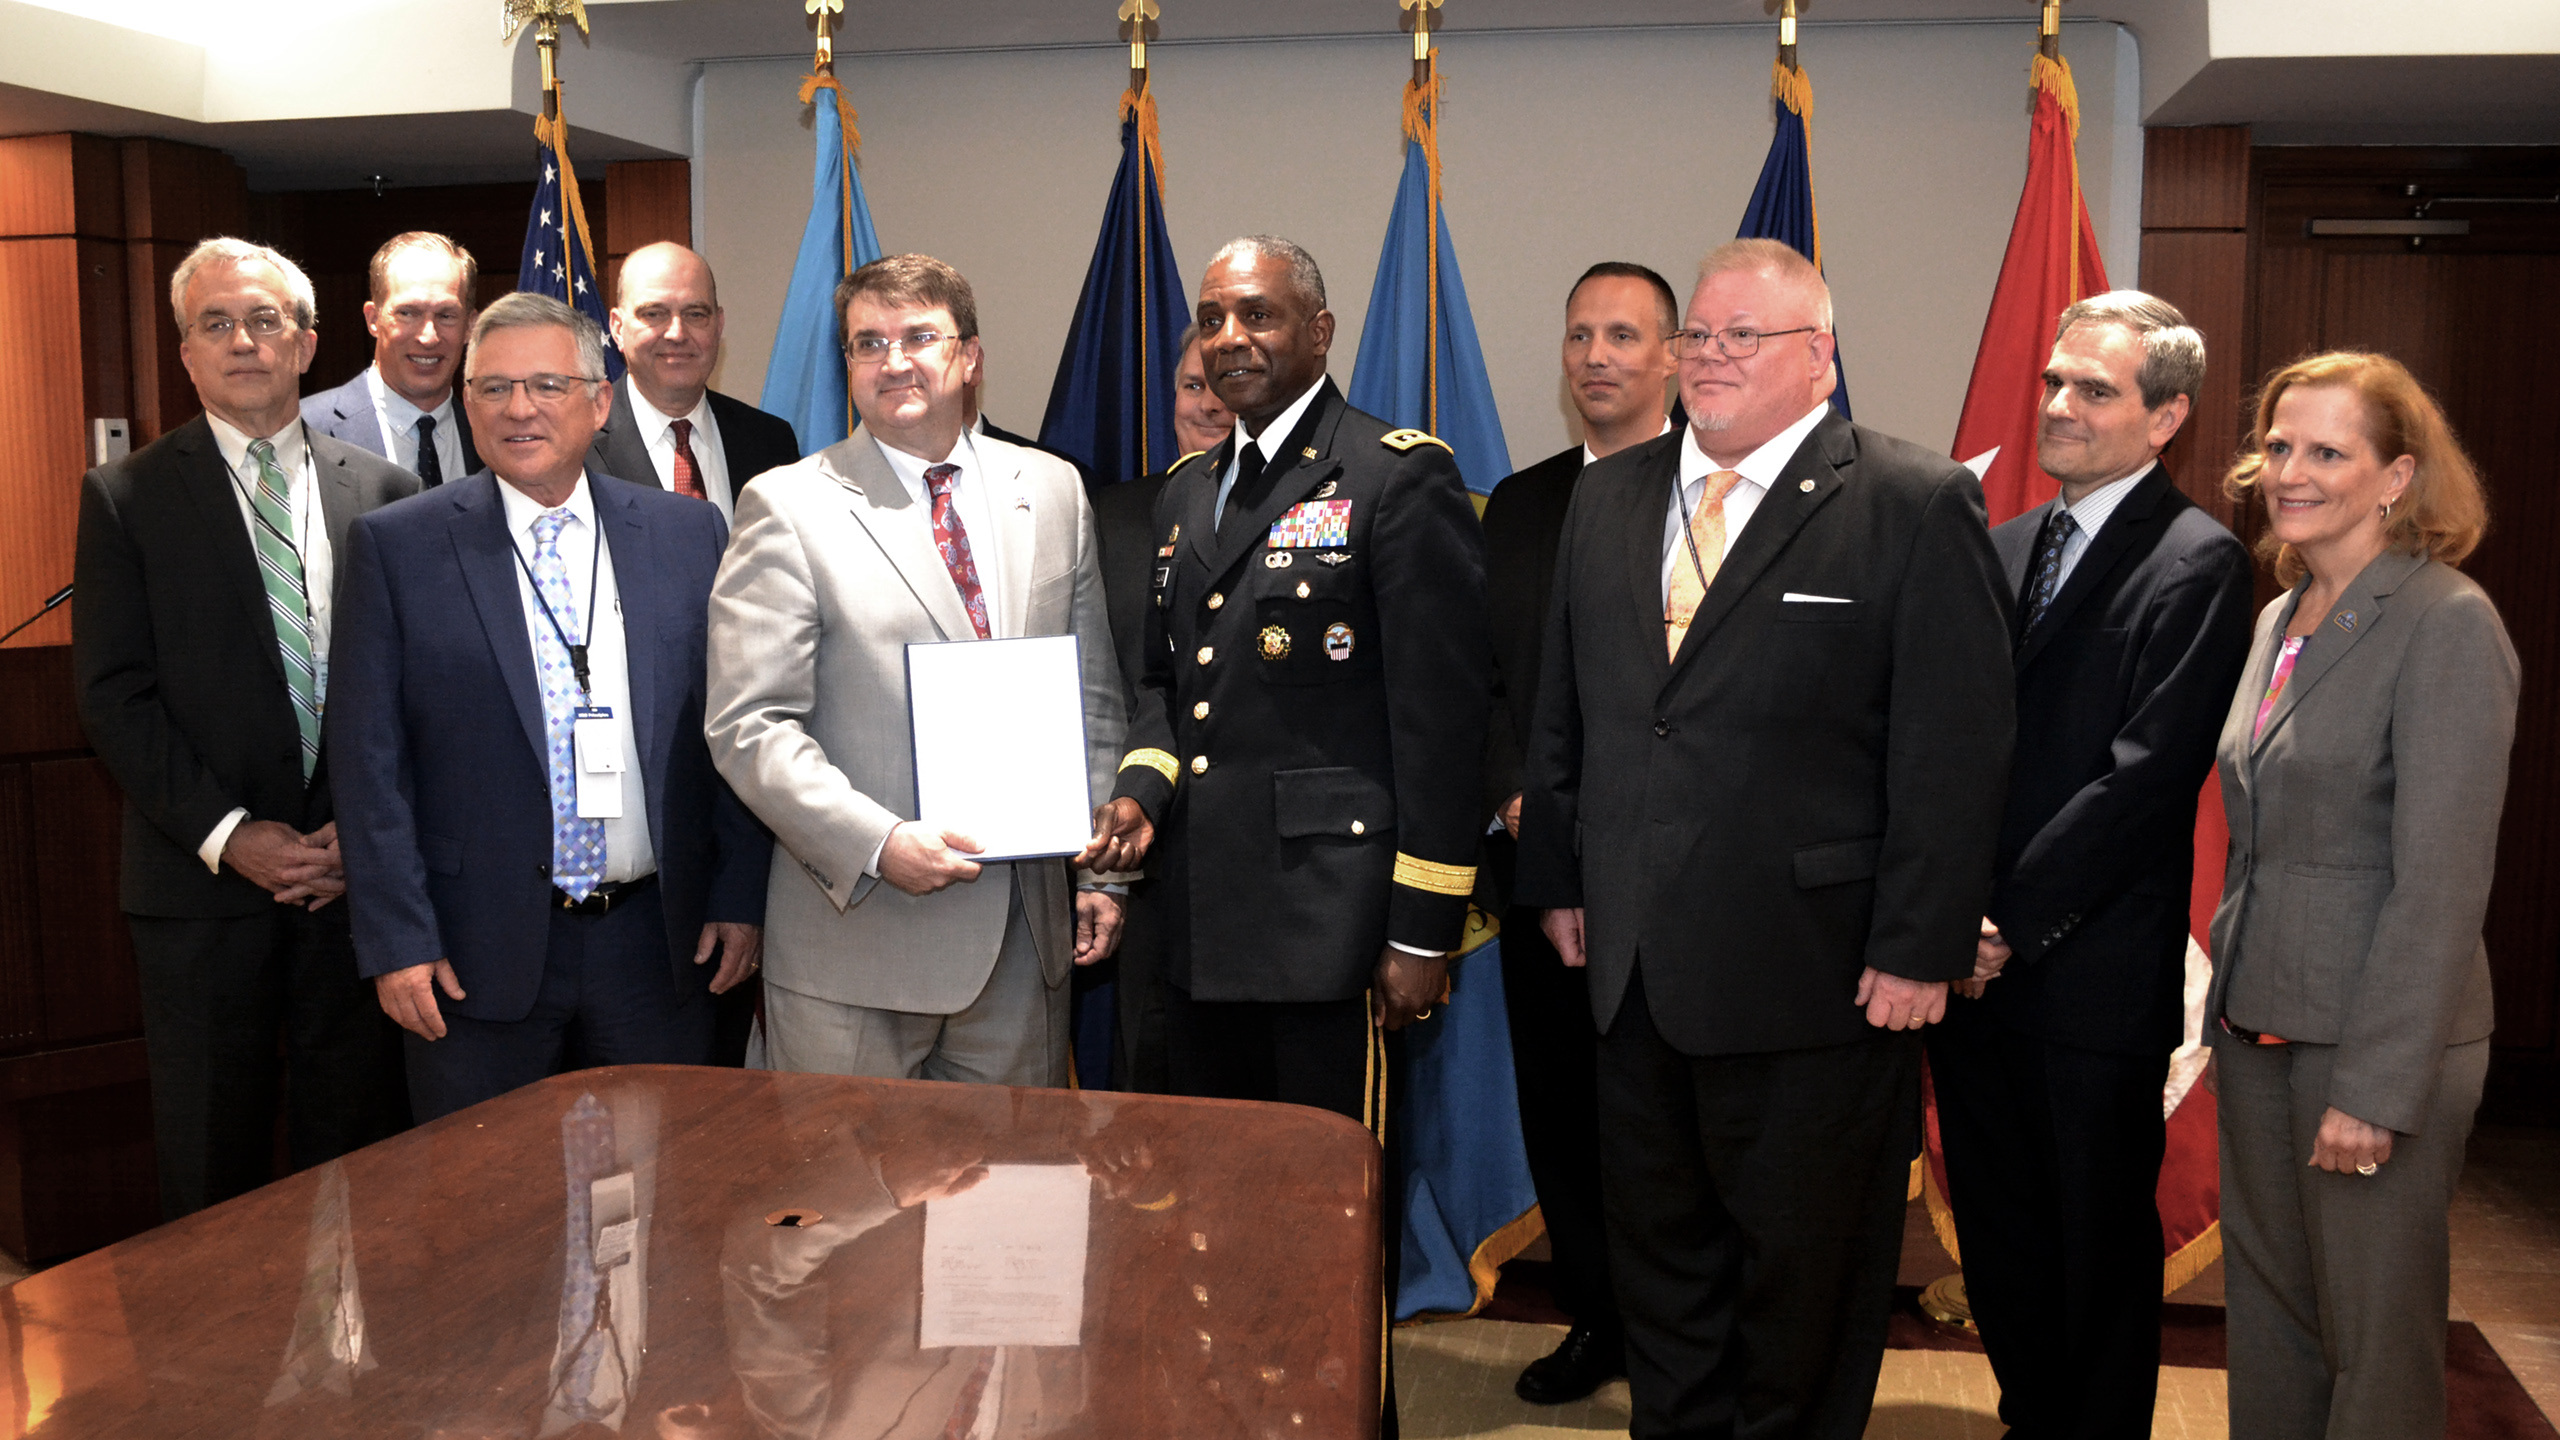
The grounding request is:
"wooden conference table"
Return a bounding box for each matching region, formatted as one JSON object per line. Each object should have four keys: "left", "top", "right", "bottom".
{"left": 0, "top": 1067, "right": 1385, "bottom": 1438}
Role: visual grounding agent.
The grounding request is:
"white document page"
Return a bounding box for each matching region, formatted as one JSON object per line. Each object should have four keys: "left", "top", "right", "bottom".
{"left": 906, "top": 635, "right": 1094, "bottom": 862}
{"left": 919, "top": 1164, "right": 1093, "bottom": 1348}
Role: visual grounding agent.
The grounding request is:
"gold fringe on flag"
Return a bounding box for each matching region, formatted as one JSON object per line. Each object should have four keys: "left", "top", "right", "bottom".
{"left": 1399, "top": 66, "right": 1445, "bottom": 435}
{"left": 797, "top": 72, "right": 864, "bottom": 289}
{"left": 533, "top": 100, "right": 602, "bottom": 300}
{"left": 1768, "top": 58, "right": 1826, "bottom": 271}
{"left": 2029, "top": 51, "right": 2087, "bottom": 296}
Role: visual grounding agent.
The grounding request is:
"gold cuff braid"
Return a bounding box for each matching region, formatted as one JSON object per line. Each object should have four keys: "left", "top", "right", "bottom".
{"left": 1118, "top": 748, "right": 1179, "bottom": 786}
{"left": 1392, "top": 852, "right": 1476, "bottom": 897}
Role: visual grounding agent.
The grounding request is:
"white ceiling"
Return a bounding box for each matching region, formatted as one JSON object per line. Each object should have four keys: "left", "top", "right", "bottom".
{"left": 1, "top": 0, "right": 2552, "bottom": 191}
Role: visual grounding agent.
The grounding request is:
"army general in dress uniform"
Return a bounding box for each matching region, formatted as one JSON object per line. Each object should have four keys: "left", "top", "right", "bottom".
{"left": 1102, "top": 234, "right": 1490, "bottom": 1125}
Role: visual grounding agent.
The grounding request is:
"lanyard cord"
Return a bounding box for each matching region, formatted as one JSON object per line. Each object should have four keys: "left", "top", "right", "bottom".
{"left": 1669, "top": 472, "right": 1715, "bottom": 613}
{"left": 510, "top": 515, "right": 604, "bottom": 699}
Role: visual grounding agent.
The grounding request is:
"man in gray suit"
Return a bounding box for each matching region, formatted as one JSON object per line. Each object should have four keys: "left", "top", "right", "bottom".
{"left": 300, "top": 232, "right": 480, "bottom": 486}
{"left": 706, "top": 254, "right": 1146, "bottom": 1086}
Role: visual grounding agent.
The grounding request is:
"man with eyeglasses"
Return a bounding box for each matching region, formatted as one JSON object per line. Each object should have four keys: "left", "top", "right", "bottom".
{"left": 303, "top": 232, "right": 482, "bottom": 487}
{"left": 588, "top": 242, "right": 801, "bottom": 529}
{"left": 1514, "top": 238, "right": 2013, "bottom": 1439}
{"left": 705, "top": 253, "right": 1141, "bottom": 1088}
{"left": 74, "top": 237, "right": 417, "bottom": 1217}
{"left": 1479, "top": 260, "right": 1680, "bottom": 1406}
{"left": 328, "top": 291, "right": 771, "bottom": 1121}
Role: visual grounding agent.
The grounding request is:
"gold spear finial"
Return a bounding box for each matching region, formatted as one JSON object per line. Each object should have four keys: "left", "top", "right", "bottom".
{"left": 1400, "top": 0, "right": 1443, "bottom": 85}
{"left": 1118, "top": 0, "right": 1160, "bottom": 90}
{"left": 2040, "top": 0, "right": 2064, "bottom": 59}
{"left": 807, "top": 0, "right": 845, "bottom": 72}
{"left": 502, "top": 0, "right": 590, "bottom": 113}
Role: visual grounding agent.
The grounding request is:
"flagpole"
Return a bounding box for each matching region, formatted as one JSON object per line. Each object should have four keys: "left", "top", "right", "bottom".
{"left": 1119, "top": 0, "right": 1163, "bottom": 470}
{"left": 1398, "top": 0, "right": 1443, "bottom": 436}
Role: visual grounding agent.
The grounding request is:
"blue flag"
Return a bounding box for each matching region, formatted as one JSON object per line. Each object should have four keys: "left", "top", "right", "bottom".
{"left": 761, "top": 78, "right": 886, "bottom": 452}
{"left": 1039, "top": 92, "right": 1190, "bottom": 485}
{"left": 1396, "top": 915, "right": 1543, "bottom": 1320}
{"left": 518, "top": 110, "right": 621, "bottom": 381}
{"left": 1736, "top": 60, "right": 1850, "bottom": 418}
{"left": 1346, "top": 82, "right": 1510, "bottom": 495}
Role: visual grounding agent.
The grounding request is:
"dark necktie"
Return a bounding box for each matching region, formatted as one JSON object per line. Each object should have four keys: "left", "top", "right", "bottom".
{"left": 414, "top": 414, "right": 443, "bottom": 488}
{"left": 925, "top": 463, "right": 991, "bottom": 639}
{"left": 2020, "top": 505, "right": 2078, "bottom": 638}
{"left": 669, "top": 418, "right": 705, "bottom": 500}
{"left": 1216, "top": 442, "right": 1268, "bottom": 540}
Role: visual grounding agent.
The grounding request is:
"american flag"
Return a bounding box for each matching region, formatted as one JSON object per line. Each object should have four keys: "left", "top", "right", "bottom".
{"left": 517, "top": 110, "right": 623, "bottom": 379}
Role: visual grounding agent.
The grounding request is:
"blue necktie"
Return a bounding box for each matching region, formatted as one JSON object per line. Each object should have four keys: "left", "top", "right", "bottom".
{"left": 2021, "top": 506, "right": 2077, "bottom": 638}
{"left": 531, "top": 509, "right": 606, "bottom": 899}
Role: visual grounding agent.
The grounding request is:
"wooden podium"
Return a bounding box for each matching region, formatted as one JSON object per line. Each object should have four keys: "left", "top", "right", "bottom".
{"left": 0, "top": 1067, "right": 1386, "bottom": 1438}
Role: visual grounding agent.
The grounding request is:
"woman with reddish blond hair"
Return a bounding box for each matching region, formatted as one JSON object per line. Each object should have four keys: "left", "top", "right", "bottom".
{"left": 2207, "top": 350, "right": 2517, "bottom": 1439}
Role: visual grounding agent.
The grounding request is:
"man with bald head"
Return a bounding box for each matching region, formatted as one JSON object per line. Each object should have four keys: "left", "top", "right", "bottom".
{"left": 1516, "top": 238, "right": 2014, "bottom": 1437}
{"left": 590, "top": 241, "right": 802, "bottom": 526}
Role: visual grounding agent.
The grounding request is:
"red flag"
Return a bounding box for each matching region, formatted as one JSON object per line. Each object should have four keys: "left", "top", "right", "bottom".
{"left": 1923, "top": 46, "right": 2224, "bottom": 1299}
{"left": 1949, "top": 53, "right": 2109, "bottom": 526}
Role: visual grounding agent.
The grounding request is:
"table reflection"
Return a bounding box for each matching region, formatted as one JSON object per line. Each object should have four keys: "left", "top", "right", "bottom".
{"left": 0, "top": 1068, "right": 1380, "bottom": 1439}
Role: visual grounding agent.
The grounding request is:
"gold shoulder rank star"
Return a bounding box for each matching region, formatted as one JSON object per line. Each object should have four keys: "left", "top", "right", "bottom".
{"left": 1380, "top": 429, "right": 1453, "bottom": 455}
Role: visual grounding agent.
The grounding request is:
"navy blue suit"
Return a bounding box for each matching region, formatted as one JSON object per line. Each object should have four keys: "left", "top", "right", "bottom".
{"left": 302, "top": 372, "right": 480, "bottom": 480}
{"left": 329, "top": 470, "right": 770, "bottom": 1117}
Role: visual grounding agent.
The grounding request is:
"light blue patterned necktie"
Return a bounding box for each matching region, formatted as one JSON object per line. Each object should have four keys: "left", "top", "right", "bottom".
{"left": 530, "top": 509, "right": 606, "bottom": 899}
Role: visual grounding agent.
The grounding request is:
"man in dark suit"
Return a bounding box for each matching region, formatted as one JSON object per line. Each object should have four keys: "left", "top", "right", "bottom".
{"left": 1091, "top": 323, "right": 1233, "bottom": 1093}
{"left": 74, "top": 238, "right": 415, "bottom": 1218}
{"left": 1516, "top": 238, "right": 2014, "bottom": 1439}
{"left": 1926, "top": 291, "right": 2255, "bottom": 1438}
{"left": 301, "top": 232, "right": 481, "bottom": 485}
{"left": 331, "top": 293, "right": 771, "bottom": 1121}
{"left": 1481, "top": 261, "right": 1678, "bottom": 1404}
{"left": 589, "top": 241, "right": 798, "bottom": 1067}
{"left": 590, "top": 241, "right": 802, "bottom": 531}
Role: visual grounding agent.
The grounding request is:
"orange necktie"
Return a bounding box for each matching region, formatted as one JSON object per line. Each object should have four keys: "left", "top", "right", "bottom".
{"left": 1665, "top": 469, "right": 1743, "bottom": 659}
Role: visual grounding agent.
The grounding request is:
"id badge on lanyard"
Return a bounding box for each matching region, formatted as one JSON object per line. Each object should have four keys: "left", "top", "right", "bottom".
{"left": 572, "top": 705, "right": 624, "bottom": 818}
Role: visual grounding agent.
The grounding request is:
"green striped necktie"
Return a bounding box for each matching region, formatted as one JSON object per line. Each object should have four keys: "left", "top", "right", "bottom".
{"left": 247, "top": 438, "right": 320, "bottom": 777}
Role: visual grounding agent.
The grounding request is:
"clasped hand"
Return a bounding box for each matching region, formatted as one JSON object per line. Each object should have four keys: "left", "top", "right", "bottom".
{"left": 223, "top": 819, "right": 344, "bottom": 910}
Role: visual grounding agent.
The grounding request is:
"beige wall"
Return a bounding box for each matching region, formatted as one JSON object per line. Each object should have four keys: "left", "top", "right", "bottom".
{"left": 700, "top": 20, "right": 2140, "bottom": 471}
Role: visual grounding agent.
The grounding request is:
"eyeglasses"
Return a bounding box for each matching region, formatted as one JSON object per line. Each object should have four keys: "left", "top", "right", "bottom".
{"left": 1668, "top": 325, "right": 1819, "bottom": 360}
{"left": 843, "top": 331, "right": 962, "bottom": 365}
{"left": 464, "top": 373, "right": 602, "bottom": 406}
{"left": 189, "top": 309, "right": 293, "bottom": 342}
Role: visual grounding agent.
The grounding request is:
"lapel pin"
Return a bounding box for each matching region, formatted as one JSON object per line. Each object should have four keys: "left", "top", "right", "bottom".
{"left": 1313, "top": 479, "right": 1339, "bottom": 499}
{"left": 1799, "top": 479, "right": 1815, "bottom": 493}
{"left": 2335, "top": 611, "right": 2357, "bottom": 633}
{"left": 1302, "top": 447, "right": 1321, "bottom": 461}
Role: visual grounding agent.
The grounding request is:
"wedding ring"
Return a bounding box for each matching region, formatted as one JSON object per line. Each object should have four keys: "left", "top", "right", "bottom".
{"left": 2357, "top": 1161, "right": 2378, "bottom": 1176}
{"left": 1414, "top": 1009, "right": 1433, "bottom": 1021}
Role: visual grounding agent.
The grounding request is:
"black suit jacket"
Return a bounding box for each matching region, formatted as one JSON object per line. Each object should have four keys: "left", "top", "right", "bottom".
{"left": 586, "top": 383, "right": 802, "bottom": 513}
{"left": 1515, "top": 412, "right": 2015, "bottom": 1054}
{"left": 300, "top": 372, "right": 480, "bottom": 481}
{"left": 1972, "top": 463, "right": 2255, "bottom": 1055}
{"left": 1482, "top": 445, "right": 1584, "bottom": 823}
{"left": 1109, "top": 380, "right": 1492, "bottom": 1000}
{"left": 1093, "top": 465, "right": 1184, "bottom": 709}
{"left": 73, "top": 415, "right": 420, "bottom": 916}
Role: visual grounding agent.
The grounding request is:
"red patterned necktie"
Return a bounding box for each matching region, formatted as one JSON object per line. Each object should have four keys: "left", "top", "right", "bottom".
{"left": 669, "top": 418, "right": 705, "bottom": 500}
{"left": 925, "top": 463, "right": 991, "bottom": 639}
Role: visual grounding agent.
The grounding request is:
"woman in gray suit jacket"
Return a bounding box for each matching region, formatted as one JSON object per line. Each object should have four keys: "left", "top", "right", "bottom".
{"left": 2209, "top": 351, "right": 2517, "bottom": 1440}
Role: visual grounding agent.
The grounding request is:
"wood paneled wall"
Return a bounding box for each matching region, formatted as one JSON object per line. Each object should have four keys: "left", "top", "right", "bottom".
{"left": 2137, "top": 126, "right": 2251, "bottom": 530}
{"left": 603, "top": 158, "right": 691, "bottom": 307}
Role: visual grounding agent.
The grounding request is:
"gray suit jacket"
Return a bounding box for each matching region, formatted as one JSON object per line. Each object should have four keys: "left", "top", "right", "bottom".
{"left": 2207, "top": 550, "right": 2517, "bottom": 1134}
{"left": 706, "top": 429, "right": 1125, "bottom": 1014}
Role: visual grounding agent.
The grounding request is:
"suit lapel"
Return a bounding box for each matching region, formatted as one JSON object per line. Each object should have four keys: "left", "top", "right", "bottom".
{"left": 2014, "top": 465, "right": 2171, "bottom": 671}
{"left": 449, "top": 475, "right": 552, "bottom": 767}
{"left": 830, "top": 431, "right": 976, "bottom": 641}
{"left": 452, "top": 401, "right": 482, "bottom": 473}
{"left": 1668, "top": 414, "right": 1848, "bottom": 674}
{"left": 981, "top": 442, "right": 1036, "bottom": 639}
{"left": 1178, "top": 436, "right": 1236, "bottom": 581}
{"left": 173, "top": 420, "right": 288, "bottom": 689}
{"left": 595, "top": 382, "right": 657, "bottom": 488}
{"left": 1197, "top": 381, "right": 1344, "bottom": 583}
{"left": 1995, "top": 499, "right": 2048, "bottom": 619}
{"left": 598, "top": 480, "right": 663, "bottom": 790}
{"left": 1618, "top": 443, "right": 1678, "bottom": 683}
{"left": 2249, "top": 550, "right": 2425, "bottom": 757}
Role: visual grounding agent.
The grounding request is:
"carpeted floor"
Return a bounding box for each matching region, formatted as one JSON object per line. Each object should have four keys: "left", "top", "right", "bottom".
{"left": 1396, "top": 1122, "right": 2560, "bottom": 1438}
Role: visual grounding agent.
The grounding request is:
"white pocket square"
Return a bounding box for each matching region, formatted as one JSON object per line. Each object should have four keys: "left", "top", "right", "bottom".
{"left": 1782, "top": 592, "right": 1854, "bottom": 604}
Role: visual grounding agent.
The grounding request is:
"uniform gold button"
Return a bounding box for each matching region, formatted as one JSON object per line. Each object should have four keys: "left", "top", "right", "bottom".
{"left": 1295, "top": 581, "right": 1311, "bottom": 599}
{"left": 1208, "top": 592, "right": 1225, "bottom": 610}
{"left": 1193, "top": 701, "right": 1210, "bottom": 720}
{"left": 1350, "top": 820, "right": 1366, "bottom": 835}
{"left": 1197, "top": 646, "right": 1214, "bottom": 665}
{"left": 1190, "top": 755, "right": 1209, "bottom": 775}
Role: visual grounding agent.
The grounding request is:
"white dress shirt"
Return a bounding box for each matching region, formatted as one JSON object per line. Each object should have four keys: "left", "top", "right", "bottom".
{"left": 625, "top": 376, "right": 735, "bottom": 521}
{"left": 197, "top": 413, "right": 331, "bottom": 871}
{"left": 1213, "top": 376, "right": 1329, "bottom": 527}
{"left": 364, "top": 367, "right": 466, "bottom": 480}
{"left": 496, "top": 473, "right": 657, "bottom": 883}
{"left": 1581, "top": 416, "right": 1675, "bottom": 470}
{"left": 1662, "top": 401, "right": 1833, "bottom": 601}
{"left": 874, "top": 429, "right": 1004, "bottom": 629}
{"left": 2048, "top": 462, "right": 2153, "bottom": 590}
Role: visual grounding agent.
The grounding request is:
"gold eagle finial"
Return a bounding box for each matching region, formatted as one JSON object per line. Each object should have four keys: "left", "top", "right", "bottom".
{"left": 501, "top": 0, "right": 590, "bottom": 47}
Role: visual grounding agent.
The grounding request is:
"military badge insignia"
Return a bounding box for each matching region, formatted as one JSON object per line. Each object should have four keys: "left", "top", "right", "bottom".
{"left": 1314, "top": 479, "right": 1340, "bottom": 499}
{"left": 1268, "top": 498, "right": 1353, "bottom": 548}
{"left": 1264, "top": 549, "right": 1294, "bottom": 569}
{"left": 1259, "top": 625, "right": 1292, "bottom": 660}
{"left": 1317, "top": 552, "right": 1353, "bottom": 566}
{"left": 1323, "top": 622, "right": 1355, "bottom": 661}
